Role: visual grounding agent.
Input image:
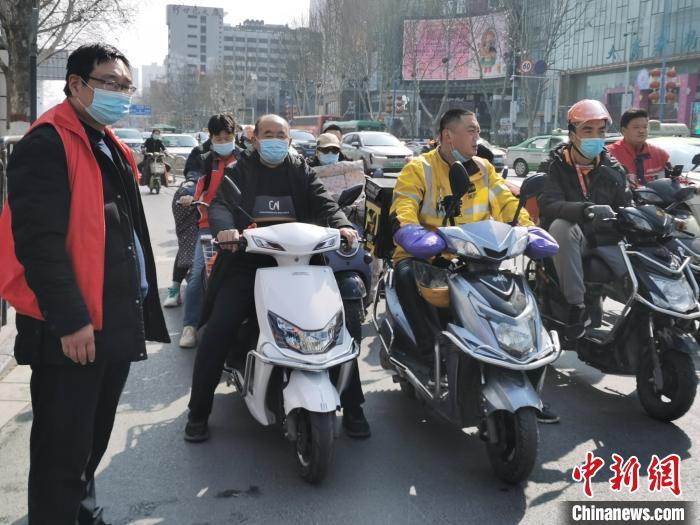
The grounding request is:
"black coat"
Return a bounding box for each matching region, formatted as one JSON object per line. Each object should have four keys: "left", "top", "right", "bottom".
{"left": 538, "top": 143, "right": 631, "bottom": 230}
{"left": 200, "top": 152, "right": 352, "bottom": 326}
{"left": 184, "top": 139, "right": 211, "bottom": 177}
{"left": 8, "top": 124, "right": 169, "bottom": 366}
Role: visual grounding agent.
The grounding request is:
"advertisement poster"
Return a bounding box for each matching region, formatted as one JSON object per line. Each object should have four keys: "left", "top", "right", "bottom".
{"left": 402, "top": 14, "right": 507, "bottom": 81}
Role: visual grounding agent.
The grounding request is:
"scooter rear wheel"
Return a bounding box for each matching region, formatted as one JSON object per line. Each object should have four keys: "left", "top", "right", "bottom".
{"left": 295, "top": 409, "right": 334, "bottom": 484}
{"left": 485, "top": 407, "right": 539, "bottom": 484}
{"left": 636, "top": 350, "right": 697, "bottom": 422}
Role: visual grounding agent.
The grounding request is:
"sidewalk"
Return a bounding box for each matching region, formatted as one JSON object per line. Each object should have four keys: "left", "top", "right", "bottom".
{"left": 0, "top": 308, "right": 29, "bottom": 430}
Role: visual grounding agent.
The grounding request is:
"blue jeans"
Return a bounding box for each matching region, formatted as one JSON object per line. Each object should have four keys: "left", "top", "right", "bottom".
{"left": 184, "top": 228, "right": 210, "bottom": 327}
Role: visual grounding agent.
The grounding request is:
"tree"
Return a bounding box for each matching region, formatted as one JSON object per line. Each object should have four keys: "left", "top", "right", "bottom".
{"left": 0, "top": 0, "right": 134, "bottom": 131}
{"left": 510, "top": 0, "right": 582, "bottom": 137}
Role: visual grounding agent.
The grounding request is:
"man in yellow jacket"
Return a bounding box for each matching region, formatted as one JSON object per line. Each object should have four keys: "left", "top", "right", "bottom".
{"left": 389, "top": 109, "right": 561, "bottom": 423}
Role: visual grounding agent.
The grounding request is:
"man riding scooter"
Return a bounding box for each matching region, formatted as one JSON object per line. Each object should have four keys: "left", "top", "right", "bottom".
{"left": 140, "top": 128, "right": 171, "bottom": 187}
{"left": 608, "top": 107, "right": 671, "bottom": 188}
{"left": 538, "top": 99, "right": 631, "bottom": 339}
{"left": 184, "top": 114, "right": 370, "bottom": 442}
{"left": 389, "top": 109, "right": 560, "bottom": 423}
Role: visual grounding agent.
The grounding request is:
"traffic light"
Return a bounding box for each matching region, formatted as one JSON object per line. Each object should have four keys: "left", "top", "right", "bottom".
{"left": 386, "top": 95, "right": 393, "bottom": 113}
{"left": 396, "top": 95, "right": 408, "bottom": 113}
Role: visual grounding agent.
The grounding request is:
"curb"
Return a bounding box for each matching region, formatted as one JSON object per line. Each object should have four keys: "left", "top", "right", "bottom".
{"left": 0, "top": 307, "right": 17, "bottom": 380}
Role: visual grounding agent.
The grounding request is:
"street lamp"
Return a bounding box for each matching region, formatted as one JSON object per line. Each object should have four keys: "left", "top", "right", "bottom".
{"left": 623, "top": 20, "right": 638, "bottom": 111}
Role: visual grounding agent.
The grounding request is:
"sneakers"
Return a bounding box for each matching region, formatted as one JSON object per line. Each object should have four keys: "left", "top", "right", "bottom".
{"left": 537, "top": 403, "right": 560, "bottom": 424}
{"left": 179, "top": 326, "right": 197, "bottom": 348}
{"left": 565, "top": 304, "right": 591, "bottom": 339}
{"left": 184, "top": 419, "right": 210, "bottom": 442}
{"left": 342, "top": 406, "right": 371, "bottom": 438}
{"left": 163, "top": 286, "right": 181, "bottom": 307}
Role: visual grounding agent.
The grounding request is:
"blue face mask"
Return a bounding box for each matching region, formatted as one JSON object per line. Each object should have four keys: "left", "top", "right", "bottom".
{"left": 578, "top": 137, "right": 605, "bottom": 159}
{"left": 259, "top": 138, "right": 289, "bottom": 165}
{"left": 318, "top": 152, "right": 339, "bottom": 165}
{"left": 82, "top": 84, "right": 131, "bottom": 125}
{"left": 211, "top": 141, "right": 235, "bottom": 157}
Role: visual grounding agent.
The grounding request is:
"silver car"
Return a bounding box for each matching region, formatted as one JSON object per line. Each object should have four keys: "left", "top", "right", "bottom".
{"left": 161, "top": 133, "right": 199, "bottom": 176}
{"left": 341, "top": 131, "right": 414, "bottom": 175}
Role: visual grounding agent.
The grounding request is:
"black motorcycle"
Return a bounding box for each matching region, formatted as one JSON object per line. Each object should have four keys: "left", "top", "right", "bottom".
{"left": 527, "top": 174, "right": 700, "bottom": 422}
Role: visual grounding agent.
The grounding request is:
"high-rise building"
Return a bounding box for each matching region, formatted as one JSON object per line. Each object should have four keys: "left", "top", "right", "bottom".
{"left": 165, "top": 4, "right": 224, "bottom": 76}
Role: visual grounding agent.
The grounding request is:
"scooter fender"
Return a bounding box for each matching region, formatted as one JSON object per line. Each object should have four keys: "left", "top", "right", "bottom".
{"left": 283, "top": 369, "right": 340, "bottom": 415}
{"left": 336, "top": 272, "right": 367, "bottom": 300}
{"left": 668, "top": 330, "right": 700, "bottom": 355}
{"left": 481, "top": 367, "right": 543, "bottom": 415}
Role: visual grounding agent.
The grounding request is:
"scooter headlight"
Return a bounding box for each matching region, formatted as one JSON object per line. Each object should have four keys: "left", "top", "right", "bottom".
{"left": 648, "top": 273, "right": 696, "bottom": 313}
{"left": 268, "top": 310, "right": 343, "bottom": 354}
{"left": 447, "top": 238, "right": 481, "bottom": 258}
{"left": 489, "top": 318, "right": 535, "bottom": 356}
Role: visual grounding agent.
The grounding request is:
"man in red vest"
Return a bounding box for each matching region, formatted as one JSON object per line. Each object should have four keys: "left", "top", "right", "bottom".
{"left": 0, "top": 44, "right": 169, "bottom": 524}
{"left": 608, "top": 107, "right": 671, "bottom": 188}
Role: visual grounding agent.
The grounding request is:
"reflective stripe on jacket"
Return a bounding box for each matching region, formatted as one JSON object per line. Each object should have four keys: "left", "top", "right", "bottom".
{"left": 390, "top": 147, "right": 533, "bottom": 262}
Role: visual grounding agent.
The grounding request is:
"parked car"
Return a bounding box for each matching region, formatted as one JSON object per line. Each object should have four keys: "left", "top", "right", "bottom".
{"left": 112, "top": 127, "right": 144, "bottom": 162}
{"left": 290, "top": 129, "right": 317, "bottom": 159}
{"left": 505, "top": 134, "right": 569, "bottom": 177}
{"left": 341, "top": 131, "right": 413, "bottom": 175}
{"left": 647, "top": 136, "right": 700, "bottom": 171}
{"left": 161, "top": 133, "right": 199, "bottom": 175}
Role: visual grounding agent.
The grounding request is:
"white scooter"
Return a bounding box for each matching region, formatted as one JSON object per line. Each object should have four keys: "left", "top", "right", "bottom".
{"left": 216, "top": 184, "right": 359, "bottom": 484}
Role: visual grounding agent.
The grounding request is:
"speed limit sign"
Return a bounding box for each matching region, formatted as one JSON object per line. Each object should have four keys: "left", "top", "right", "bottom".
{"left": 520, "top": 60, "right": 533, "bottom": 74}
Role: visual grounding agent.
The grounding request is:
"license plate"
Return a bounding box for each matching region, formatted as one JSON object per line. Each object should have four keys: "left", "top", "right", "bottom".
{"left": 386, "top": 161, "right": 405, "bottom": 169}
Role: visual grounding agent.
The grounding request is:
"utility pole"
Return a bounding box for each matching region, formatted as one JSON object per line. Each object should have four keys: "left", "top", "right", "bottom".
{"left": 623, "top": 18, "right": 637, "bottom": 111}
{"left": 29, "top": 0, "right": 39, "bottom": 123}
{"left": 658, "top": 0, "right": 670, "bottom": 121}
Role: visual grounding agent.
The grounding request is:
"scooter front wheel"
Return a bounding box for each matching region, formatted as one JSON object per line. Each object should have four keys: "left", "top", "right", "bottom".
{"left": 485, "top": 407, "right": 539, "bottom": 484}
{"left": 295, "top": 409, "right": 334, "bottom": 484}
{"left": 636, "top": 350, "right": 697, "bottom": 422}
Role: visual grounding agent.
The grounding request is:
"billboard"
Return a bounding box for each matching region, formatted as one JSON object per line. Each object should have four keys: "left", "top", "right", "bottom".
{"left": 402, "top": 14, "right": 508, "bottom": 81}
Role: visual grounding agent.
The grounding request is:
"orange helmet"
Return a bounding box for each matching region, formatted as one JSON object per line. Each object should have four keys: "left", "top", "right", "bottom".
{"left": 567, "top": 99, "right": 612, "bottom": 127}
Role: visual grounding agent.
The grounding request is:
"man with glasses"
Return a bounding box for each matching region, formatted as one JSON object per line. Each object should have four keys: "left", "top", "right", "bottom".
{"left": 0, "top": 44, "right": 169, "bottom": 523}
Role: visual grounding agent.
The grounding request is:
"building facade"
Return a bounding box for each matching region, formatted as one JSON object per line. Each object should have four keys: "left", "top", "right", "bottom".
{"left": 553, "top": 0, "right": 700, "bottom": 133}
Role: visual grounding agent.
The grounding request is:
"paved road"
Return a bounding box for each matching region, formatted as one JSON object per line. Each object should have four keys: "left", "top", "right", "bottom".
{"left": 0, "top": 182, "right": 698, "bottom": 524}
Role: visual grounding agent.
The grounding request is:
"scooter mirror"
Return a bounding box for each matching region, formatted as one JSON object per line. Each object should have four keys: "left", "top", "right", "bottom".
{"left": 692, "top": 153, "right": 700, "bottom": 167}
{"left": 337, "top": 184, "right": 363, "bottom": 208}
{"left": 448, "top": 162, "right": 470, "bottom": 199}
{"left": 501, "top": 167, "right": 509, "bottom": 179}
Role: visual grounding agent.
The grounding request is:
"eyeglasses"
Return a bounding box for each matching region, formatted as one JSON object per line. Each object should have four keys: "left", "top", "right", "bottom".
{"left": 318, "top": 146, "right": 340, "bottom": 154}
{"left": 87, "top": 76, "right": 137, "bottom": 94}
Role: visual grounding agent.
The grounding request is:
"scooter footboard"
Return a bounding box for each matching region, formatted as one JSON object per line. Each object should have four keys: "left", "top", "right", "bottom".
{"left": 481, "top": 367, "right": 543, "bottom": 415}
{"left": 283, "top": 370, "right": 340, "bottom": 415}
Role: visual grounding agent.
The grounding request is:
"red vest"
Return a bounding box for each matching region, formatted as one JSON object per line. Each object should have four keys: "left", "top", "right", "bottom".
{"left": 0, "top": 99, "right": 139, "bottom": 330}
{"left": 194, "top": 155, "right": 235, "bottom": 229}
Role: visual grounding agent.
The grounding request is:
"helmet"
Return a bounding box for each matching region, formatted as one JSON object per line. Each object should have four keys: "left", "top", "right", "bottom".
{"left": 567, "top": 99, "right": 612, "bottom": 127}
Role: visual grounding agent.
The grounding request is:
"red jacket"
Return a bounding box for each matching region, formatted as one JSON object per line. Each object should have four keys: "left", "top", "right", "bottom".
{"left": 0, "top": 99, "right": 139, "bottom": 330}
{"left": 607, "top": 139, "right": 670, "bottom": 188}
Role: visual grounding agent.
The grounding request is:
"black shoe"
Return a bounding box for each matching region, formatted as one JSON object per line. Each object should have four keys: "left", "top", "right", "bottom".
{"left": 184, "top": 419, "right": 210, "bottom": 442}
{"left": 565, "top": 304, "right": 590, "bottom": 339}
{"left": 342, "top": 406, "right": 371, "bottom": 438}
{"left": 78, "top": 506, "right": 110, "bottom": 525}
{"left": 537, "top": 403, "right": 560, "bottom": 424}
